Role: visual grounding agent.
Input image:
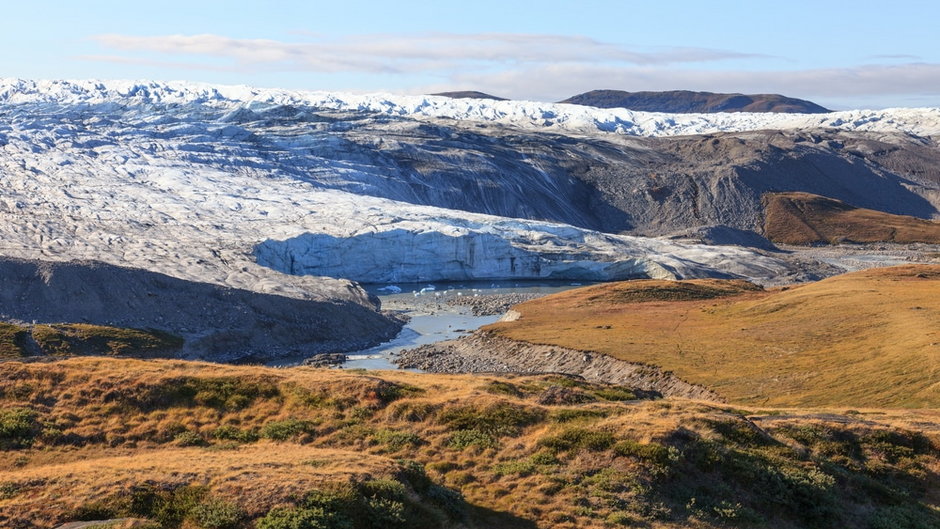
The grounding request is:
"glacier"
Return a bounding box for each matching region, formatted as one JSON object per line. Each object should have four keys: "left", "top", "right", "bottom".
{"left": 2, "top": 78, "right": 937, "bottom": 297}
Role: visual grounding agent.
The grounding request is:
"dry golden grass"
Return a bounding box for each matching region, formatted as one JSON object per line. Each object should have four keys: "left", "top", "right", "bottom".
{"left": 0, "top": 357, "right": 938, "bottom": 529}
{"left": 763, "top": 191, "right": 940, "bottom": 244}
{"left": 487, "top": 265, "right": 940, "bottom": 408}
{"left": 0, "top": 444, "right": 397, "bottom": 527}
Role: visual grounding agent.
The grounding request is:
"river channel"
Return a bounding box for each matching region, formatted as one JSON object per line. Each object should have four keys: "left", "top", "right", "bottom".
{"left": 340, "top": 281, "right": 592, "bottom": 370}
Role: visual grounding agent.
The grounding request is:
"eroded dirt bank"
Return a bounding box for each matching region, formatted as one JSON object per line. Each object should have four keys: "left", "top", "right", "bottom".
{"left": 395, "top": 331, "right": 723, "bottom": 402}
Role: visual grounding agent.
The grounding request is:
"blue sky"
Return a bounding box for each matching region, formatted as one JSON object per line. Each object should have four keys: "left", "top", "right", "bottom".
{"left": 4, "top": 0, "right": 940, "bottom": 109}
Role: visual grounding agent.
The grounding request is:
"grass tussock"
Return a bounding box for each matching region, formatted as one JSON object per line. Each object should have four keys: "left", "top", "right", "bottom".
{"left": 0, "top": 358, "right": 937, "bottom": 529}
{"left": 487, "top": 265, "right": 940, "bottom": 407}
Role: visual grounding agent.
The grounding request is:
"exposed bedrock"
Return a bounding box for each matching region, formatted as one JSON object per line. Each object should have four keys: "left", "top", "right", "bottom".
{"left": 0, "top": 258, "right": 402, "bottom": 362}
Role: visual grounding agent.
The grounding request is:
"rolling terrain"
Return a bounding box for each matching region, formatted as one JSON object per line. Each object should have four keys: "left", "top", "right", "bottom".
{"left": 0, "top": 358, "right": 937, "bottom": 529}
{"left": 485, "top": 265, "right": 940, "bottom": 408}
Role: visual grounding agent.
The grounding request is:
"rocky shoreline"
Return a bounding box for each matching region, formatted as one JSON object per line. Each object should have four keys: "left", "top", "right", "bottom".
{"left": 443, "top": 293, "right": 543, "bottom": 316}
{"left": 395, "top": 331, "right": 724, "bottom": 402}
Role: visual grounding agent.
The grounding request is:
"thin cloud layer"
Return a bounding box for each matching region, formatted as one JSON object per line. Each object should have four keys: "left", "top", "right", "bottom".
{"left": 89, "top": 32, "right": 762, "bottom": 74}
{"left": 86, "top": 32, "right": 940, "bottom": 106}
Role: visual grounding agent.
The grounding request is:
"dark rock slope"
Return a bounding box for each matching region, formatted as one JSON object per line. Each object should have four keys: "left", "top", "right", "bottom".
{"left": 0, "top": 258, "right": 402, "bottom": 362}
{"left": 560, "top": 89, "right": 830, "bottom": 113}
{"left": 329, "top": 118, "right": 940, "bottom": 236}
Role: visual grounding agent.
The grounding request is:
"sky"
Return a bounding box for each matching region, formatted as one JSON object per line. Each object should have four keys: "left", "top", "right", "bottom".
{"left": 3, "top": 0, "right": 940, "bottom": 109}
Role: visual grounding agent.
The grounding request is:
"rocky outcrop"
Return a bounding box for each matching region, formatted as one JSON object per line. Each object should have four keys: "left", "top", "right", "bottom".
{"left": 395, "top": 332, "right": 723, "bottom": 402}
{"left": 0, "top": 258, "right": 402, "bottom": 362}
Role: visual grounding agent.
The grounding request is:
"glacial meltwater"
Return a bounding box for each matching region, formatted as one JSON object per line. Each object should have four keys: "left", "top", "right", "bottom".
{"left": 338, "top": 281, "right": 593, "bottom": 370}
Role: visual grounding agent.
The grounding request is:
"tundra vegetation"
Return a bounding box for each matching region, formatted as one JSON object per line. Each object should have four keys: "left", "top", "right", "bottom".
{"left": 486, "top": 265, "right": 940, "bottom": 408}
{"left": 0, "top": 358, "right": 937, "bottom": 529}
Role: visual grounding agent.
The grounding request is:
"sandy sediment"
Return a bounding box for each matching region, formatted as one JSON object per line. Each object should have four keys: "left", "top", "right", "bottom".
{"left": 395, "top": 331, "right": 724, "bottom": 402}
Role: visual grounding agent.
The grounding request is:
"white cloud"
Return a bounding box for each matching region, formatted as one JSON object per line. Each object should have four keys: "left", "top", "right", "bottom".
{"left": 89, "top": 32, "right": 763, "bottom": 74}
{"left": 86, "top": 32, "right": 940, "bottom": 107}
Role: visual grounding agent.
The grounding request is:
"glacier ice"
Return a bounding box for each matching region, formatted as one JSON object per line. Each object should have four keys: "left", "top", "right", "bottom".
{"left": 2, "top": 78, "right": 921, "bottom": 292}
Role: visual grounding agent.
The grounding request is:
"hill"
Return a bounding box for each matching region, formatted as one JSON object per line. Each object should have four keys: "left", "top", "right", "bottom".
{"left": 0, "top": 358, "right": 937, "bottom": 529}
{"left": 560, "top": 89, "right": 830, "bottom": 113}
{"left": 486, "top": 265, "right": 940, "bottom": 408}
{"left": 763, "top": 191, "right": 940, "bottom": 244}
{"left": 431, "top": 90, "right": 507, "bottom": 100}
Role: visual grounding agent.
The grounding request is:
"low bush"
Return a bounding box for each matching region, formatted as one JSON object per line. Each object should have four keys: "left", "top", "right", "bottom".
{"left": 447, "top": 428, "right": 498, "bottom": 450}
{"left": 438, "top": 401, "right": 544, "bottom": 437}
{"left": 212, "top": 424, "right": 260, "bottom": 443}
{"left": 0, "top": 407, "right": 38, "bottom": 449}
{"left": 371, "top": 429, "right": 423, "bottom": 451}
{"left": 189, "top": 498, "right": 246, "bottom": 529}
{"left": 261, "top": 419, "right": 318, "bottom": 441}
{"left": 482, "top": 381, "right": 522, "bottom": 397}
{"left": 174, "top": 430, "right": 207, "bottom": 447}
{"left": 538, "top": 428, "right": 616, "bottom": 453}
{"left": 613, "top": 440, "right": 676, "bottom": 468}
{"left": 256, "top": 505, "right": 351, "bottom": 529}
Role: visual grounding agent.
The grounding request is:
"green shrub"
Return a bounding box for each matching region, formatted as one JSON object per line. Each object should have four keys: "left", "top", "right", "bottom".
{"left": 358, "top": 479, "right": 406, "bottom": 500}
{"left": 0, "top": 408, "right": 38, "bottom": 449}
{"left": 538, "top": 428, "right": 615, "bottom": 453}
{"left": 613, "top": 440, "right": 676, "bottom": 467}
{"left": 438, "top": 402, "right": 545, "bottom": 437}
{"left": 189, "top": 498, "right": 245, "bottom": 529}
{"left": 175, "top": 430, "right": 207, "bottom": 447}
{"left": 261, "top": 419, "right": 318, "bottom": 441}
{"left": 0, "top": 482, "right": 19, "bottom": 500}
{"left": 366, "top": 497, "right": 406, "bottom": 527}
{"left": 530, "top": 451, "right": 560, "bottom": 465}
{"left": 492, "top": 459, "right": 536, "bottom": 476}
{"left": 136, "top": 376, "right": 280, "bottom": 411}
{"left": 371, "top": 429, "right": 423, "bottom": 451}
{"left": 482, "top": 381, "right": 523, "bottom": 397}
{"left": 584, "top": 468, "right": 637, "bottom": 493}
{"left": 256, "top": 506, "right": 352, "bottom": 529}
{"left": 869, "top": 504, "right": 939, "bottom": 529}
{"left": 212, "top": 425, "right": 260, "bottom": 443}
{"left": 447, "top": 429, "right": 498, "bottom": 450}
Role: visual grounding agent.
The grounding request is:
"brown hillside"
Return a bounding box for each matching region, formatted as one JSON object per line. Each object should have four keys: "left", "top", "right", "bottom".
{"left": 487, "top": 265, "right": 940, "bottom": 408}
{"left": 763, "top": 191, "right": 940, "bottom": 244}
{"left": 0, "top": 358, "right": 938, "bottom": 529}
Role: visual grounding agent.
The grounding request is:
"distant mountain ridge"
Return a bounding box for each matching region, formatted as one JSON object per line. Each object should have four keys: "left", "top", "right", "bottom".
{"left": 560, "top": 89, "right": 830, "bottom": 114}
{"left": 432, "top": 90, "right": 506, "bottom": 101}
